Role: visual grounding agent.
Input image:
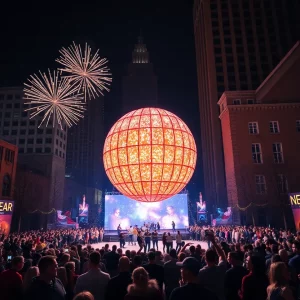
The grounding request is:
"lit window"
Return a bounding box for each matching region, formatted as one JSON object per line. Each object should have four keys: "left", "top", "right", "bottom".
{"left": 252, "top": 143, "right": 263, "bottom": 164}
{"left": 272, "top": 143, "right": 284, "bottom": 163}
{"left": 276, "top": 174, "right": 288, "bottom": 193}
{"left": 296, "top": 120, "right": 300, "bottom": 132}
{"left": 255, "top": 175, "right": 267, "bottom": 194}
{"left": 233, "top": 99, "right": 241, "bottom": 105}
{"left": 269, "top": 121, "right": 280, "bottom": 133}
{"left": 248, "top": 122, "right": 259, "bottom": 134}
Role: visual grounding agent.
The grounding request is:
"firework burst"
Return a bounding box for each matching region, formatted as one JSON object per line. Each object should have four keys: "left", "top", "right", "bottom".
{"left": 56, "top": 42, "right": 112, "bottom": 101}
{"left": 24, "top": 70, "right": 85, "bottom": 129}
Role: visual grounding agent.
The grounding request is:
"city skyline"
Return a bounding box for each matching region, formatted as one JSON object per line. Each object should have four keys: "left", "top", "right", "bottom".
{"left": 0, "top": 2, "right": 202, "bottom": 201}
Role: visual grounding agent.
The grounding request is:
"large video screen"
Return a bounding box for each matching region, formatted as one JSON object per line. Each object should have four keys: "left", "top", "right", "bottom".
{"left": 105, "top": 194, "right": 189, "bottom": 230}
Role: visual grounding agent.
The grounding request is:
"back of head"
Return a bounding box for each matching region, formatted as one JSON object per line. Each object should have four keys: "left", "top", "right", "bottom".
{"left": 132, "top": 267, "right": 149, "bottom": 288}
{"left": 169, "top": 249, "right": 177, "bottom": 259}
{"left": 119, "top": 256, "right": 130, "bottom": 272}
{"left": 38, "top": 256, "right": 56, "bottom": 274}
{"left": 271, "top": 244, "right": 279, "bottom": 254}
{"left": 279, "top": 249, "right": 288, "bottom": 262}
{"left": 271, "top": 254, "right": 282, "bottom": 264}
{"left": 228, "top": 251, "right": 241, "bottom": 263}
{"left": 112, "top": 245, "right": 117, "bottom": 252}
{"left": 73, "top": 291, "right": 94, "bottom": 300}
{"left": 269, "top": 262, "right": 288, "bottom": 286}
{"left": 205, "top": 249, "right": 217, "bottom": 264}
{"left": 250, "top": 255, "right": 266, "bottom": 275}
{"left": 148, "top": 251, "right": 155, "bottom": 262}
{"left": 12, "top": 256, "right": 24, "bottom": 270}
{"left": 189, "top": 246, "right": 195, "bottom": 253}
{"left": 89, "top": 251, "right": 101, "bottom": 266}
{"left": 133, "top": 255, "right": 142, "bottom": 266}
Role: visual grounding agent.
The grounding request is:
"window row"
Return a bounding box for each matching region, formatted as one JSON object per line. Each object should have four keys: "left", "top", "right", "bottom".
{"left": 233, "top": 99, "right": 256, "bottom": 105}
{"left": 2, "top": 128, "right": 53, "bottom": 136}
{"left": 255, "top": 174, "right": 288, "bottom": 195}
{"left": 18, "top": 138, "right": 53, "bottom": 145}
{"left": 2, "top": 119, "right": 36, "bottom": 126}
{"left": 252, "top": 143, "right": 284, "bottom": 164}
{"left": 18, "top": 147, "right": 52, "bottom": 154}
{"left": 0, "top": 94, "right": 21, "bottom": 100}
{"left": 249, "top": 121, "right": 300, "bottom": 134}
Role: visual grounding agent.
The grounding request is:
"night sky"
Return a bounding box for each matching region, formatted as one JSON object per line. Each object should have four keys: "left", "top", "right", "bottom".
{"left": 0, "top": 0, "right": 202, "bottom": 200}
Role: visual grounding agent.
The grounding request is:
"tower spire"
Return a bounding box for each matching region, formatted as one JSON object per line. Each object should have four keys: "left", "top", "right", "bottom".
{"left": 132, "top": 32, "right": 149, "bottom": 64}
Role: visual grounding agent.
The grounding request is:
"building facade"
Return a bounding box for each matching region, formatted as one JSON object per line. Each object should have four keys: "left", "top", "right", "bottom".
{"left": 65, "top": 96, "right": 104, "bottom": 222}
{"left": 0, "top": 140, "right": 18, "bottom": 200}
{"left": 122, "top": 36, "right": 158, "bottom": 114}
{"left": 218, "top": 42, "right": 300, "bottom": 226}
{"left": 193, "top": 0, "right": 300, "bottom": 208}
{"left": 0, "top": 87, "right": 67, "bottom": 213}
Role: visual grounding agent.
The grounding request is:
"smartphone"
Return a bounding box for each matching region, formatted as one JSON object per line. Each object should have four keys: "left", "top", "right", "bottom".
{"left": 64, "top": 249, "right": 69, "bottom": 253}
{"left": 7, "top": 255, "right": 12, "bottom": 261}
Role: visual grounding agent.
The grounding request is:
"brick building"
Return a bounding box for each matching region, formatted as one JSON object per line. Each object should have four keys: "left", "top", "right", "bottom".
{"left": 0, "top": 140, "right": 18, "bottom": 200}
{"left": 13, "top": 165, "right": 51, "bottom": 231}
{"left": 193, "top": 0, "right": 300, "bottom": 209}
{"left": 218, "top": 42, "right": 300, "bottom": 226}
{"left": 0, "top": 87, "right": 67, "bottom": 213}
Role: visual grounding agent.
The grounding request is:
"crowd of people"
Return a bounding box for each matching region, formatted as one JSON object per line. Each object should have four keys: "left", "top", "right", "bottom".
{"left": 0, "top": 225, "right": 300, "bottom": 300}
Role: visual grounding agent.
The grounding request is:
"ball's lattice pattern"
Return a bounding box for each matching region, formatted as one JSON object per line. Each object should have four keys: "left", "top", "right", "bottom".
{"left": 103, "top": 108, "right": 197, "bottom": 202}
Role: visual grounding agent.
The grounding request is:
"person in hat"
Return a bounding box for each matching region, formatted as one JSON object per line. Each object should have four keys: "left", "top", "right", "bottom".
{"left": 169, "top": 257, "right": 218, "bottom": 300}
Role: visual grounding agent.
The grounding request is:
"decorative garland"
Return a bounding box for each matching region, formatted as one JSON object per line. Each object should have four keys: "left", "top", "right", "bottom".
{"left": 28, "top": 208, "right": 56, "bottom": 214}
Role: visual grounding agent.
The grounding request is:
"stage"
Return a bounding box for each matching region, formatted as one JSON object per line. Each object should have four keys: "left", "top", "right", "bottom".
{"left": 88, "top": 240, "right": 209, "bottom": 251}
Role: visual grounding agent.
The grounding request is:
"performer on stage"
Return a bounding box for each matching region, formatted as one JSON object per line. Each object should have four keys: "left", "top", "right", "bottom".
{"left": 119, "top": 231, "right": 125, "bottom": 248}
{"left": 152, "top": 229, "right": 158, "bottom": 250}
{"left": 172, "top": 221, "right": 176, "bottom": 233}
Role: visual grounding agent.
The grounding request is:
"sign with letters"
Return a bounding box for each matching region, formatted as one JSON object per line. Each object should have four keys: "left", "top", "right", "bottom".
{"left": 0, "top": 200, "right": 14, "bottom": 235}
{"left": 289, "top": 193, "right": 300, "bottom": 230}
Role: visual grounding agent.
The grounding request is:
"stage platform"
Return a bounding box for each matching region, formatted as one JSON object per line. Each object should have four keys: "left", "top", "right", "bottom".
{"left": 102, "top": 229, "right": 190, "bottom": 242}
{"left": 89, "top": 240, "right": 209, "bottom": 252}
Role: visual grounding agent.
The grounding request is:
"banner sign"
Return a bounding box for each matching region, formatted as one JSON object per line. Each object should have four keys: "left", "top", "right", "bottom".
{"left": 289, "top": 193, "right": 300, "bottom": 230}
{"left": 79, "top": 194, "right": 88, "bottom": 224}
{"left": 212, "top": 207, "right": 233, "bottom": 226}
{"left": 0, "top": 200, "right": 14, "bottom": 235}
{"left": 197, "top": 192, "right": 207, "bottom": 222}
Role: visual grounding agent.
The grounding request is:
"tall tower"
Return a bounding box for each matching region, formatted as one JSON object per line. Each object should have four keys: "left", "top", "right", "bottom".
{"left": 193, "top": 0, "right": 300, "bottom": 208}
{"left": 122, "top": 35, "right": 158, "bottom": 113}
{"left": 65, "top": 97, "right": 104, "bottom": 215}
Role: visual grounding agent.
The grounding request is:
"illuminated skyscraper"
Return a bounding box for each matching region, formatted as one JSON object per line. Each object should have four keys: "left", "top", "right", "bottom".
{"left": 193, "top": 0, "right": 300, "bottom": 207}
{"left": 65, "top": 98, "right": 103, "bottom": 215}
{"left": 122, "top": 35, "right": 158, "bottom": 113}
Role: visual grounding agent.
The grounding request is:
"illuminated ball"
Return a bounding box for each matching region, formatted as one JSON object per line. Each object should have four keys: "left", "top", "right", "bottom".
{"left": 103, "top": 108, "right": 197, "bottom": 202}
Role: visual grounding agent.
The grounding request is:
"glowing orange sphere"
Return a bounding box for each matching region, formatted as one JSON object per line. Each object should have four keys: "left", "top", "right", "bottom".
{"left": 103, "top": 108, "right": 197, "bottom": 202}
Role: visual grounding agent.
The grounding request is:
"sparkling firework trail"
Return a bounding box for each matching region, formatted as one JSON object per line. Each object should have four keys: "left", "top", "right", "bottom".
{"left": 24, "top": 70, "right": 85, "bottom": 129}
{"left": 56, "top": 42, "right": 112, "bottom": 101}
